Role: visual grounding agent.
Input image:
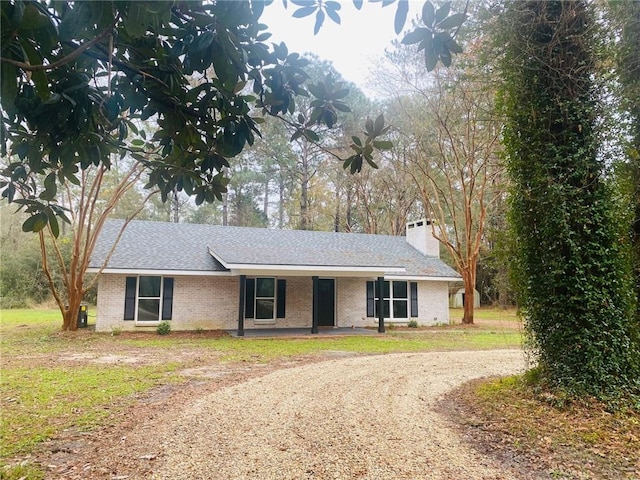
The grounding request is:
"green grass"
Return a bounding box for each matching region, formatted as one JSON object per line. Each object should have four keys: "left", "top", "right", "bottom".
{"left": 1, "top": 306, "right": 522, "bottom": 474}
{"left": 0, "top": 364, "right": 180, "bottom": 458}
{"left": 0, "top": 308, "right": 61, "bottom": 345}
{"left": 122, "top": 330, "right": 523, "bottom": 362}
{"left": 0, "top": 308, "right": 63, "bottom": 326}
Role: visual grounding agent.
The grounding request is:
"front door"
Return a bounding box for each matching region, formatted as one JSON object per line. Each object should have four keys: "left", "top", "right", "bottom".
{"left": 317, "top": 278, "right": 335, "bottom": 327}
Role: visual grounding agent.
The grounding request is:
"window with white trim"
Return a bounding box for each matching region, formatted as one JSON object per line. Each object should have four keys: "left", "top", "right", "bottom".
{"left": 244, "top": 277, "right": 286, "bottom": 321}
{"left": 255, "top": 277, "right": 275, "bottom": 321}
{"left": 124, "top": 276, "right": 173, "bottom": 322}
{"left": 138, "top": 276, "right": 162, "bottom": 321}
{"left": 367, "top": 280, "right": 418, "bottom": 320}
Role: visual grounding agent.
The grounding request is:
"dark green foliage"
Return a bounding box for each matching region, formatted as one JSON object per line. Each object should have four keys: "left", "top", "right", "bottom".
{"left": 499, "top": 0, "right": 640, "bottom": 399}
{"left": 0, "top": 0, "right": 392, "bottom": 234}
{"left": 0, "top": 0, "right": 468, "bottom": 236}
{"left": 401, "top": 1, "right": 466, "bottom": 70}
{"left": 156, "top": 321, "right": 171, "bottom": 335}
{"left": 0, "top": 234, "right": 50, "bottom": 307}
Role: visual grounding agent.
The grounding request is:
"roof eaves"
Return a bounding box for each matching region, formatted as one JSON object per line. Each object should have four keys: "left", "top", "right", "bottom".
{"left": 384, "top": 274, "right": 462, "bottom": 281}
{"left": 87, "top": 267, "right": 232, "bottom": 276}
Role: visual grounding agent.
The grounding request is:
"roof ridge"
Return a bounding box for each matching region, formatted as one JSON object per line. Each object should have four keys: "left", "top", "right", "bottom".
{"left": 106, "top": 218, "right": 405, "bottom": 239}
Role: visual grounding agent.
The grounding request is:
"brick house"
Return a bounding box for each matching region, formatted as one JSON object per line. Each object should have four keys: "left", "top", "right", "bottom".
{"left": 88, "top": 219, "right": 460, "bottom": 334}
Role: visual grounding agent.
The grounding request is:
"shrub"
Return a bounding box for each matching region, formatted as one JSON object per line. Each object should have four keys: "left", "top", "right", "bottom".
{"left": 156, "top": 321, "right": 171, "bottom": 335}
{"left": 407, "top": 320, "right": 419, "bottom": 328}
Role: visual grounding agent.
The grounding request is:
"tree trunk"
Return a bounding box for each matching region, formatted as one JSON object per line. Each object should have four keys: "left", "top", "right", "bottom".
{"left": 345, "top": 188, "right": 352, "bottom": 232}
{"left": 633, "top": 156, "right": 640, "bottom": 323}
{"left": 461, "top": 267, "right": 476, "bottom": 324}
{"left": 263, "top": 179, "right": 269, "bottom": 219}
{"left": 172, "top": 186, "right": 179, "bottom": 223}
{"left": 61, "top": 288, "right": 83, "bottom": 331}
{"left": 278, "top": 175, "right": 285, "bottom": 229}
{"left": 334, "top": 187, "right": 340, "bottom": 232}
{"left": 222, "top": 192, "right": 228, "bottom": 226}
{"left": 300, "top": 172, "right": 309, "bottom": 231}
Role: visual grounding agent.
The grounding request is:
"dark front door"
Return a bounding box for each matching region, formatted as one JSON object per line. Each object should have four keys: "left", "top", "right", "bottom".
{"left": 317, "top": 278, "right": 335, "bottom": 327}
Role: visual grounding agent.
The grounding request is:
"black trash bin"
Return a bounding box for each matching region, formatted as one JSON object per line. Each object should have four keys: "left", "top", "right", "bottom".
{"left": 77, "top": 304, "right": 88, "bottom": 328}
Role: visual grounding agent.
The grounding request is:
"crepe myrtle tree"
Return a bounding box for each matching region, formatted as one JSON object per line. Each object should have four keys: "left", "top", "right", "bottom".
{"left": 0, "top": 0, "right": 466, "bottom": 329}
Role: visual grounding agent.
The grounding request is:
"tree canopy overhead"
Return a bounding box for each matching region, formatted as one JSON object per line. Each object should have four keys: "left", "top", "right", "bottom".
{"left": 0, "top": 0, "right": 467, "bottom": 235}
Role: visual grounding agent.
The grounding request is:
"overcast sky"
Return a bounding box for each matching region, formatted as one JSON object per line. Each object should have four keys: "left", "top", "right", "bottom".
{"left": 260, "top": 1, "right": 423, "bottom": 97}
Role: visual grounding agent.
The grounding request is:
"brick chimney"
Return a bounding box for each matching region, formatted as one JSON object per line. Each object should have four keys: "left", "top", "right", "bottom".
{"left": 406, "top": 219, "right": 440, "bottom": 258}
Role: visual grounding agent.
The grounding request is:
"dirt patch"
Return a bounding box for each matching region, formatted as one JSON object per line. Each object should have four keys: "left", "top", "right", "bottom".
{"left": 58, "top": 353, "right": 146, "bottom": 364}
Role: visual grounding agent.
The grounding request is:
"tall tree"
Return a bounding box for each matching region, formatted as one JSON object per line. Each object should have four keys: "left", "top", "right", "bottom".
{"left": 41, "top": 160, "right": 151, "bottom": 330}
{"left": 377, "top": 31, "right": 504, "bottom": 323}
{"left": 499, "top": 0, "right": 639, "bottom": 397}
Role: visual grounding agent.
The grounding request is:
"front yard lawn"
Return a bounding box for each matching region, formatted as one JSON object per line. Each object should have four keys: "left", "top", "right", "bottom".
{"left": 0, "top": 307, "right": 522, "bottom": 468}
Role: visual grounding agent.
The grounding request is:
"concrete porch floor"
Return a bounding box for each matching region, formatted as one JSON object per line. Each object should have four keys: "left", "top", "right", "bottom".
{"left": 228, "top": 327, "right": 381, "bottom": 338}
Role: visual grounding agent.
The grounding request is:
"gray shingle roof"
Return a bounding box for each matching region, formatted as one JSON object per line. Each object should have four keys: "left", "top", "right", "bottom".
{"left": 90, "top": 219, "right": 460, "bottom": 278}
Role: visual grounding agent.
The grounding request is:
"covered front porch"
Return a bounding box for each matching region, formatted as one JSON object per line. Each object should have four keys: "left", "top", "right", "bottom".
{"left": 235, "top": 274, "right": 391, "bottom": 337}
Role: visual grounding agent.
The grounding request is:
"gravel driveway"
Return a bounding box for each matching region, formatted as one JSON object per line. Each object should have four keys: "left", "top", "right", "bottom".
{"left": 145, "top": 350, "right": 526, "bottom": 480}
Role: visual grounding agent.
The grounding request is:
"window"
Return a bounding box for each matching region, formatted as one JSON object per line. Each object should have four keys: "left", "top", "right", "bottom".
{"left": 124, "top": 276, "right": 173, "bottom": 322}
{"left": 138, "top": 276, "right": 161, "bottom": 321}
{"left": 255, "top": 277, "right": 275, "bottom": 320}
{"left": 392, "top": 281, "right": 408, "bottom": 318}
{"left": 244, "top": 278, "right": 286, "bottom": 321}
{"left": 366, "top": 280, "right": 418, "bottom": 320}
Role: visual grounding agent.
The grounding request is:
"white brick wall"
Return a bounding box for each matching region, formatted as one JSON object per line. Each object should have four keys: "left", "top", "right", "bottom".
{"left": 417, "top": 281, "right": 450, "bottom": 326}
{"left": 95, "top": 274, "right": 238, "bottom": 332}
{"left": 336, "top": 278, "right": 368, "bottom": 327}
{"left": 95, "top": 274, "right": 450, "bottom": 332}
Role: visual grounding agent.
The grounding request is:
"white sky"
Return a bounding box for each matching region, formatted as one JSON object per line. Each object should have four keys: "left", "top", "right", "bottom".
{"left": 260, "top": 1, "right": 423, "bottom": 97}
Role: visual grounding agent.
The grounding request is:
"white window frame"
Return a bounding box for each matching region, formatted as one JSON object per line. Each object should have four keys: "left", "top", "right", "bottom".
{"left": 135, "top": 275, "right": 164, "bottom": 324}
{"left": 254, "top": 277, "right": 276, "bottom": 324}
{"left": 374, "top": 280, "right": 409, "bottom": 321}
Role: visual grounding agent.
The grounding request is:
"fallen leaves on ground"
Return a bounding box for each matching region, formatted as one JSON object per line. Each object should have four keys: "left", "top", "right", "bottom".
{"left": 438, "top": 376, "right": 640, "bottom": 479}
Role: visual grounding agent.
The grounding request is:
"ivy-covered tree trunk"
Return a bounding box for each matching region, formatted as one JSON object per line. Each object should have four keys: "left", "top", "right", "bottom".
{"left": 500, "top": 0, "right": 639, "bottom": 397}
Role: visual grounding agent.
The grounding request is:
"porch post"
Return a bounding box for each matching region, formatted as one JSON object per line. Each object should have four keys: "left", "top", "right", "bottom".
{"left": 377, "top": 276, "right": 385, "bottom": 333}
{"left": 238, "top": 275, "right": 245, "bottom": 337}
{"left": 311, "top": 276, "right": 319, "bottom": 334}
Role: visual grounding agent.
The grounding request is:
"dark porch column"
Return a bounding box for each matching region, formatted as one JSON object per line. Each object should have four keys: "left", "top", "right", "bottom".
{"left": 237, "top": 275, "right": 245, "bottom": 337}
{"left": 377, "top": 276, "right": 386, "bottom": 333}
{"left": 311, "top": 276, "right": 319, "bottom": 334}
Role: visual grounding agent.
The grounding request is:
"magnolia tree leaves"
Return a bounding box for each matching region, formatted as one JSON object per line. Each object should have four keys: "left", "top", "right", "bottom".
{"left": 401, "top": 1, "right": 466, "bottom": 70}
{"left": 343, "top": 114, "right": 393, "bottom": 173}
{"left": 0, "top": 0, "right": 462, "bottom": 235}
{"left": 290, "top": 0, "right": 342, "bottom": 34}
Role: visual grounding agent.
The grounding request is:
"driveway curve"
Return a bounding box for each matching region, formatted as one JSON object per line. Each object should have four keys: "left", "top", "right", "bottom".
{"left": 150, "top": 350, "right": 526, "bottom": 479}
